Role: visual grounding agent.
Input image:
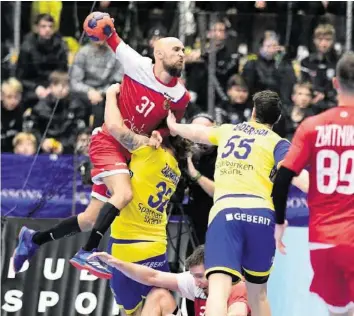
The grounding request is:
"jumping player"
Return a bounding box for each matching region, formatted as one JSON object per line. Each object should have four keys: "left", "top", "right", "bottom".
{"left": 166, "top": 90, "right": 309, "bottom": 316}
{"left": 72, "top": 86, "right": 191, "bottom": 313}
{"left": 70, "top": 12, "right": 189, "bottom": 275}
{"left": 90, "top": 245, "right": 251, "bottom": 316}
{"left": 12, "top": 84, "right": 161, "bottom": 274}
{"left": 272, "top": 52, "right": 354, "bottom": 316}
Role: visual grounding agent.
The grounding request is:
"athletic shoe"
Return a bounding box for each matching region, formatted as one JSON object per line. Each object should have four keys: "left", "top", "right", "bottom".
{"left": 13, "top": 226, "right": 39, "bottom": 273}
{"left": 70, "top": 248, "right": 112, "bottom": 279}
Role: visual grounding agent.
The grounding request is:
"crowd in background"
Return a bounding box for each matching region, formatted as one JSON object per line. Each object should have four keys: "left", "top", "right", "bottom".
{"left": 1, "top": 1, "right": 350, "bottom": 157}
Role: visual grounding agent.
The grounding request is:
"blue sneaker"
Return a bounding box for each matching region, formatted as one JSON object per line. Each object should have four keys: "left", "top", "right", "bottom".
{"left": 13, "top": 226, "right": 39, "bottom": 273}
{"left": 69, "top": 248, "right": 112, "bottom": 279}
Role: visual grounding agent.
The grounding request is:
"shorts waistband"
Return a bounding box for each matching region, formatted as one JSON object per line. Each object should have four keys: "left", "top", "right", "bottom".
{"left": 109, "top": 237, "right": 155, "bottom": 244}
{"left": 215, "top": 194, "right": 263, "bottom": 204}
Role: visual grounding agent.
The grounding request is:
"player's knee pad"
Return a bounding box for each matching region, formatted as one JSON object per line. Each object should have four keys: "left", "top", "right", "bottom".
{"left": 243, "top": 270, "right": 269, "bottom": 284}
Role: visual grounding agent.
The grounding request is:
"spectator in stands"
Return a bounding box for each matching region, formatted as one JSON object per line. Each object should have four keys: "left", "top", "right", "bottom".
{"left": 242, "top": 30, "right": 297, "bottom": 105}
{"left": 26, "top": 71, "right": 81, "bottom": 155}
{"left": 186, "top": 18, "right": 239, "bottom": 112}
{"left": 75, "top": 127, "right": 91, "bottom": 156}
{"left": 283, "top": 82, "right": 315, "bottom": 141}
{"left": 1, "top": 78, "right": 24, "bottom": 152}
{"left": 215, "top": 74, "right": 252, "bottom": 125}
{"left": 12, "top": 132, "right": 37, "bottom": 156}
{"left": 301, "top": 24, "right": 339, "bottom": 114}
{"left": 139, "top": 26, "right": 167, "bottom": 60}
{"left": 16, "top": 13, "right": 68, "bottom": 109}
{"left": 70, "top": 40, "right": 123, "bottom": 128}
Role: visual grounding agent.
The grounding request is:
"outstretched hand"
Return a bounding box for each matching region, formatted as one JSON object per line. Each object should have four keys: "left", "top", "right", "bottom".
{"left": 166, "top": 111, "right": 178, "bottom": 136}
{"left": 88, "top": 252, "right": 120, "bottom": 268}
{"left": 148, "top": 130, "right": 163, "bottom": 149}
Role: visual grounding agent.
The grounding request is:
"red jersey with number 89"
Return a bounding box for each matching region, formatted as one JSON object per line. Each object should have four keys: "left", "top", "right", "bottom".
{"left": 282, "top": 106, "right": 354, "bottom": 246}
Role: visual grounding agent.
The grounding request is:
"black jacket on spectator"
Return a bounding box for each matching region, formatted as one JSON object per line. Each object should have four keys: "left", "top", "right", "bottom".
{"left": 1, "top": 102, "right": 23, "bottom": 152}
{"left": 186, "top": 45, "right": 239, "bottom": 112}
{"left": 242, "top": 54, "right": 297, "bottom": 105}
{"left": 301, "top": 51, "right": 338, "bottom": 113}
{"left": 215, "top": 99, "right": 252, "bottom": 125}
{"left": 282, "top": 105, "right": 315, "bottom": 141}
{"left": 26, "top": 95, "right": 84, "bottom": 154}
{"left": 185, "top": 147, "right": 217, "bottom": 245}
{"left": 16, "top": 33, "right": 68, "bottom": 106}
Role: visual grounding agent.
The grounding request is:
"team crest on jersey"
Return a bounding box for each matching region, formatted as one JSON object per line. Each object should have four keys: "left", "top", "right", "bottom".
{"left": 163, "top": 92, "right": 173, "bottom": 110}
{"left": 163, "top": 98, "right": 171, "bottom": 110}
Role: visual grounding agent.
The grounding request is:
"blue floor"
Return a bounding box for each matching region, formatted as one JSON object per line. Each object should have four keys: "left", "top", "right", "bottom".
{"left": 268, "top": 227, "right": 328, "bottom": 316}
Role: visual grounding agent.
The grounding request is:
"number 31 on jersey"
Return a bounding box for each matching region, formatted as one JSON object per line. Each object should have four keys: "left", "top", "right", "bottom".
{"left": 136, "top": 96, "right": 155, "bottom": 117}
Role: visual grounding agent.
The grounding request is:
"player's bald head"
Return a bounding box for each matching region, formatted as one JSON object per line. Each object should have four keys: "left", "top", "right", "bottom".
{"left": 154, "top": 37, "right": 183, "bottom": 54}
{"left": 154, "top": 37, "right": 185, "bottom": 77}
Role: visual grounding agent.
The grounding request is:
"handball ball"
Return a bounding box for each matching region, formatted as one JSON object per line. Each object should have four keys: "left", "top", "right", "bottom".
{"left": 83, "top": 12, "right": 114, "bottom": 41}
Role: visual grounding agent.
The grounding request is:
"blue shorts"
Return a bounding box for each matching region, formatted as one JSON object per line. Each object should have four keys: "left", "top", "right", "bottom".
{"left": 205, "top": 207, "right": 275, "bottom": 283}
{"left": 107, "top": 239, "right": 170, "bottom": 314}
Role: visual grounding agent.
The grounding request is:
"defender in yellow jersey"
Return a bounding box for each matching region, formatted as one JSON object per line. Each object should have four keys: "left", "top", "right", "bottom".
{"left": 107, "top": 139, "right": 187, "bottom": 315}
{"left": 167, "top": 91, "right": 309, "bottom": 316}
{"left": 92, "top": 136, "right": 190, "bottom": 316}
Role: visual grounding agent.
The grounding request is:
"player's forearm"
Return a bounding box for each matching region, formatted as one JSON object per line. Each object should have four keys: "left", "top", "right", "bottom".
{"left": 173, "top": 123, "right": 212, "bottom": 145}
{"left": 196, "top": 176, "right": 215, "bottom": 197}
{"left": 105, "top": 92, "right": 149, "bottom": 151}
{"left": 291, "top": 169, "right": 309, "bottom": 193}
{"left": 113, "top": 260, "right": 162, "bottom": 287}
{"left": 272, "top": 166, "right": 296, "bottom": 224}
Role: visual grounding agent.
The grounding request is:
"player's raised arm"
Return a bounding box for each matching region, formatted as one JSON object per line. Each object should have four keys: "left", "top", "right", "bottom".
{"left": 167, "top": 111, "right": 214, "bottom": 145}
{"left": 88, "top": 252, "right": 179, "bottom": 291}
{"left": 83, "top": 12, "right": 146, "bottom": 71}
{"left": 105, "top": 84, "right": 161, "bottom": 151}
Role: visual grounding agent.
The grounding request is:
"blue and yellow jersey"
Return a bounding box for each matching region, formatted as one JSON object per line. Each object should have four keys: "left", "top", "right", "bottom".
{"left": 208, "top": 121, "right": 290, "bottom": 223}
{"left": 110, "top": 146, "right": 180, "bottom": 262}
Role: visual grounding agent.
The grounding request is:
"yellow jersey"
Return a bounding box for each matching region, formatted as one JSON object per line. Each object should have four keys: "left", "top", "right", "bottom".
{"left": 208, "top": 121, "right": 290, "bottom": 223}
{"left": 110, "top": 145, "right": 181, "bottom": 261}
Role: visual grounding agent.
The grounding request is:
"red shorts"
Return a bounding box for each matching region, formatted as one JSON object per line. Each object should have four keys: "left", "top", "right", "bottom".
{"left": 89, "top": 127, "right": 131, "bottom": 185}
{"left": 91, "top": 183, "right": 111, "bottom": 203}
{"left": 310, "top": 245, "right": 354, "bottom": 313}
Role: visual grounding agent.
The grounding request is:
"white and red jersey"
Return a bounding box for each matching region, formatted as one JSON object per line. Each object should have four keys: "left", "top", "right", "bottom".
{"left": 176, "top": 272, "right": 250, "bottom": 316}
{"left": 105, "top": 33, "right": 190, "bottom": 139}
{"left": 283, "top": 106, "right": 354, "bottom": 247}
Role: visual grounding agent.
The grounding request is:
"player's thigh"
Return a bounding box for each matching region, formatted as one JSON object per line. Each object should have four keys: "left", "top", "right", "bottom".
{"left": 89, "top": 127, "right": 130, "bottom": 186}
{"left": 205, "top": 208, "right": 244, "bottom": 282}
{"left": 103, "top": 172, "right": 132, "bottom": 197}
{"left": 141, "top": 288, "right": 178, "bottom": 316}
{"left": 241, "top": 208, "right": 275, "bottom": 284}
{"left": 109, "top": 265, "right": 149, "bottom": 314}
{"left": 310, "top": 247, "right": 351, "bottom": 310}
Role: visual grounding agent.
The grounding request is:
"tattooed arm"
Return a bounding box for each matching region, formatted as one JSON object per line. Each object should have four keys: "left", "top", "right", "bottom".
{"left": 104, "top": 84, "right": 151, "bottom": 152}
